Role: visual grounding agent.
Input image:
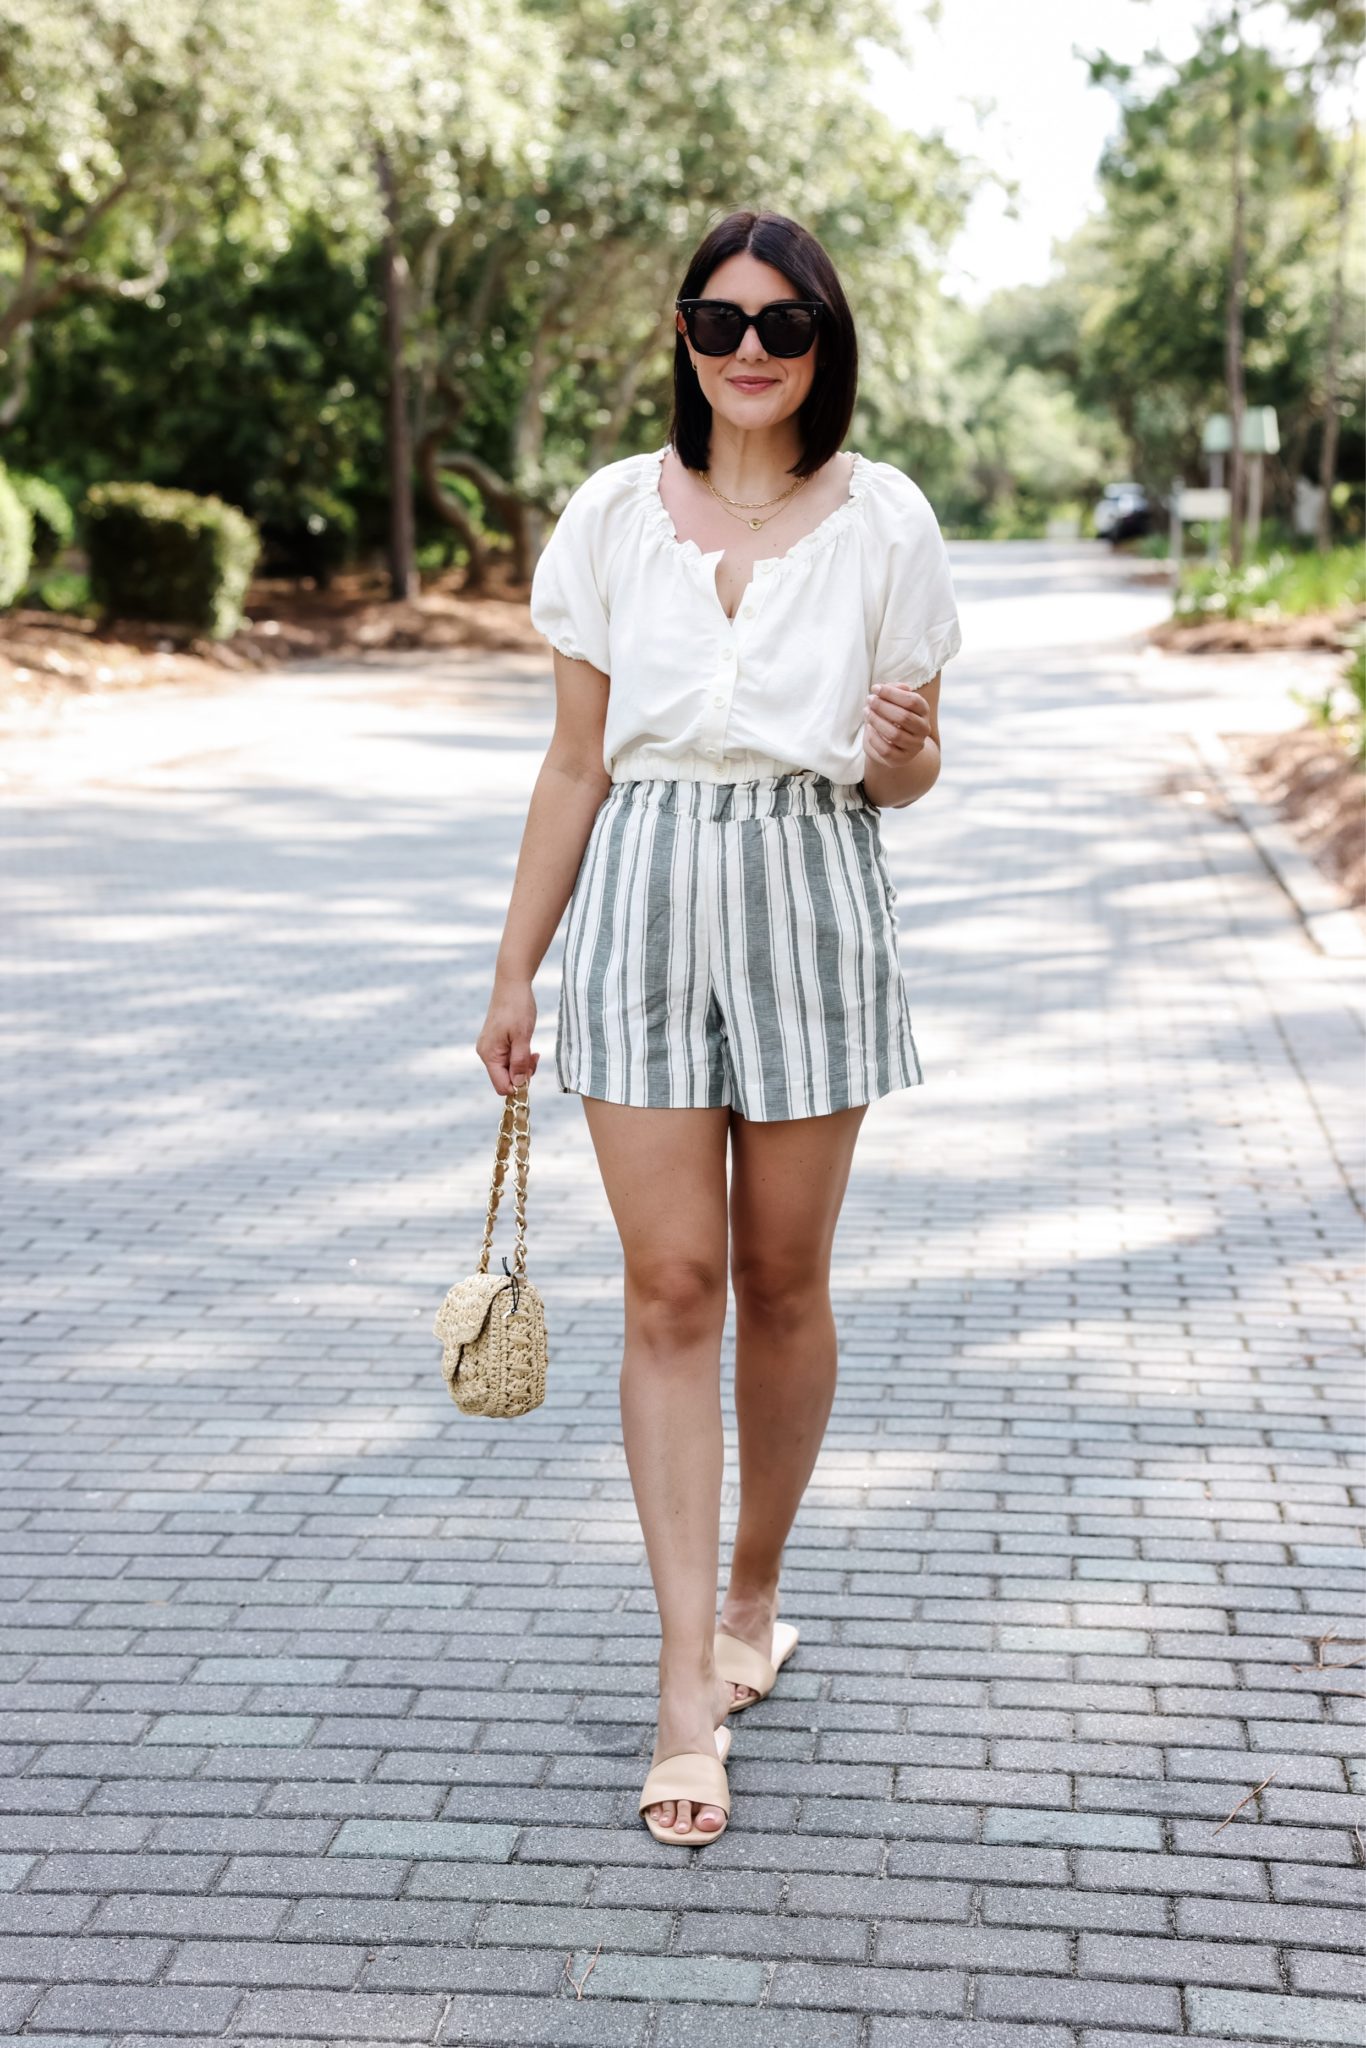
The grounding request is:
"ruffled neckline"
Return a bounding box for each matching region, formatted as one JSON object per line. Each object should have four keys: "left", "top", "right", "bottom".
{"left": 634, "top": 443, "right": 871, "bottom": 579}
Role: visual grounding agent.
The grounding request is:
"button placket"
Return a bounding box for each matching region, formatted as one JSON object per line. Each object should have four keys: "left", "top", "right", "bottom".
{"left": 701, "top": 629, "right": 740, "bottom": 762}
{"left": 701, "top": 555, "right": 771, "bottom": 763}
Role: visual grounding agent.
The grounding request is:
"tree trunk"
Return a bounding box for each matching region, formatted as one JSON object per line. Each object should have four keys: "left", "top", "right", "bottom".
{"left": 416, "top": 427, "right": 491, "bottom": 591}
{"left": 1225, "top": 1, "right": 1248, "bottom": 568}
{"left": 376, "top": 147, "right": 416, "bottom": 602}
{"left": 434, "top": 450, "right": 537, "bottom": 583}
{"left": 1317, "top": 114, "right": 1358, "bottom": 551}
{"left": 509, "top": 278, "right": 575, "bottom": 572}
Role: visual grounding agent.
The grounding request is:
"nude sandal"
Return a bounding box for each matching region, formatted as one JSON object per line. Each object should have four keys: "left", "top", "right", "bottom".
{"left": 714, "top": 1621, "right": 800, "bottom": 1712}
{"left": 639, "top": 1724, "right": 732, "bottom": 1845}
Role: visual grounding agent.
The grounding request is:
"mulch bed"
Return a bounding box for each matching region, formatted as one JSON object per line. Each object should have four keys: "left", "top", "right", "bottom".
{"left": 1226, "top": 720, "right": 1365, "bottom": 910}
{"left": 1141, "top": 604, "right": 1364, "bottom": 912}
{"left": 1147, "top": 608, "right": 1362, "bottom": 654}
{"left": 0, "top": 567, "right": 543, "bottom": 718}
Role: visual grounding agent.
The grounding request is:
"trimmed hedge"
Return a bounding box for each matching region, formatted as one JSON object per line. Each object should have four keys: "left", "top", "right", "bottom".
{"left": 11, "top": 474, "right": 74, "bottom": 568}
{"left": 0, "top": 466, "right": 34, "bottom": 609}
{"left": 83, "top": 482, "right": 260, "bottom": 638}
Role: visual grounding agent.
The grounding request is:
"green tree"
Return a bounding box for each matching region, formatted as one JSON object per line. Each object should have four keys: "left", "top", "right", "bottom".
{"left": 414, "top": 0, "right": 976, "bottom": 577}
{"left": 1082, "top": 2, "right": 1364, "bottom": 553}
{"left": 343, "top": 0, "right": 559, "bottom": 594}
{"left": 0, "top": 0, "right": 362, "bottom": 430}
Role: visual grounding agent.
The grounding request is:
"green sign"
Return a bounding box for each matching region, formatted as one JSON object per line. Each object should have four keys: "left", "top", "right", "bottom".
{"left": 1201, "top": 407, "right": 1280, "bottom": 455}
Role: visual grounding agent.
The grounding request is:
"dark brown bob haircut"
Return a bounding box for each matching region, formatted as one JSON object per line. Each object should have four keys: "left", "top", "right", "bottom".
{"left": 668, "top": 208, "right": 858, "bottom": 480}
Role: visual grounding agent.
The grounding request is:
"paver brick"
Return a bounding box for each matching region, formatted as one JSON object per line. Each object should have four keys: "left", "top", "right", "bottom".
{"left": 435, "top": 1993, "right": 649, "bottom": 2043}
{"left": 886, "top": 1844, "right": 1069, "bottom": 1884}
{"left": 360, "top": 1941, "right": 570, "bottom": 1994}
{"left": 0, "top": 2033, "right": 98, "bottom": 2048}
{"left": 1077, "top": 1933, "right": 1279, "bottom": 1987}
{"left": 975, "top": 1977, "right": 1182, "bottom": 2029}
{"left": 164, "top": 1938, "right": 365, "bottom": 1986}
{"left": 782, "top": 1872, "right": 970, "bottom": 1920}
{"left": 0, "top": 1897, "right": 95, "bottom": 1936}
{"left": 0, "top": 1988, "right": 42, "bottom": 2032}
{"left": 988, "top": 1885, "right": 1169, "bottom": 1934}
{"left": 145, "top": 1712, "right": 316, "bottom": 1746}
{"left": 984, "top": 1809, "right": 1164, "bottom": 1849}
{"left": 478, "top": 1902, "right": 670, "bottom": 1953}
{"left": 769, "top": 1963, "right": 963, "bottom": 2012}
{"left": 330, "top": 1817, "right": 519, "bottom": 1860}
{"left": 231, "top": 1988, "right": 446, "bottom": 2036}
{"left": 219, "top": 1855, "right": 407, "bottom": 1897}
{"left": 89, "top": 1895, "right": 289, "bottom": 1937}
{"left": 1074, "top": 1849, "right": 1270, "bottom": 1898}
{"left": 1170, "top": 1818, "right": 1356, "bottom": 1865}
{"left": 29, "top": 1984, "right": 242, "bottom": 2031}
{"left": 0, "top": 1936, "right": 169, "bottom": 1983}
{"left": 27, "top": 1852, "right": 224, "bottom": 1893}
{"left": 876, "top": 1924, "right": 1067, "bottom": 1971}
{"left": 1186, "top": 1988, "right": 1365, "bottom": 2043}
{"left": 660, "top": 2014, "right": 861, "bottom": 2048}
{"left": 1270, "top": 1862, "right": 1365, "bottom": 1907}
{"left": 871, "top": 2027, "right": 1073, "bottom": 2048}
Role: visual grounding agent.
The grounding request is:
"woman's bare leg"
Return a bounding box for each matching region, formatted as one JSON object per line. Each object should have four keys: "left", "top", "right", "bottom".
{"left": 580, "top": 1096, "right": 736, "bottom": 1835}
{"left": 720, "top": 1103, "right": 868, "bottom": 1704}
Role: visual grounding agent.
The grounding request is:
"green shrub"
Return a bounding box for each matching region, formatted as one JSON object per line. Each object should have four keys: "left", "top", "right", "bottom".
{"left": 10, "top": 474, "right": 74, "bottom": 568}
{"left": 1174, "top": 542, "right": 1366, "bottom": 624}
{"left": 0, "top": 466, "right": 34, "bottom": 609}
{"left": 33, "top": 569, "right": 92, "bottom": 615}
{"left": 82, "top": 482, "right": 260, "bottom": 638}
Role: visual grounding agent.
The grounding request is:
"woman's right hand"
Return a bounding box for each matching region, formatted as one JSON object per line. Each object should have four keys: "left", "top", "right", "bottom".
{"left": 476, "top": 976, "right": 541, "bottom": 1096}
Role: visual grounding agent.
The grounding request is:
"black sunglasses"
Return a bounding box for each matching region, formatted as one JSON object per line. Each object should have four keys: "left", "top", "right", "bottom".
{"left": 676, "top": 297, "right": 824, "bottom": 358}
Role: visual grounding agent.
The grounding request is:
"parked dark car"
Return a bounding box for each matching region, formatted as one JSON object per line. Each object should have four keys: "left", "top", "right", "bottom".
{"left": 1093, "top": 482, "right": 1155, "bottom": 544}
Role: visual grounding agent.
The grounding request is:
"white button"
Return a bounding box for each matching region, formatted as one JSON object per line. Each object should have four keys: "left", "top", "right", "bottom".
{"left": 741, "top": 604, "right": 755, "bottom": 619}
{"left": 712, "top": 694, "right": 725, "bottom": 706}
{"left": 722, "top": 648, "right": 736, "bottom": 663}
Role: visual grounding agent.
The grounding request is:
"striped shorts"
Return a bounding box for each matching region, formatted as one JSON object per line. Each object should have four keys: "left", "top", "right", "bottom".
{"left": 554, "top": 772, "right": 923, "bottom": 1121}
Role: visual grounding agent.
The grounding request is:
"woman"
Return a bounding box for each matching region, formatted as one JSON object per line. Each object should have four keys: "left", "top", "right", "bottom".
{"left": 476, "top": 208, "right": 961, "bottom": 1847}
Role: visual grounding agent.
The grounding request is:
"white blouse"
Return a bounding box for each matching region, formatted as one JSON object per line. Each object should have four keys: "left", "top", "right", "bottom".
{"left": 529, "top": 443, "right": 962, "bottom": 786}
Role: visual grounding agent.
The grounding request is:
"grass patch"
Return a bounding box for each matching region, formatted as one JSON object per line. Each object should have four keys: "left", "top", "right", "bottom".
{"left": 1174, "top": 544, "right": 1365, "bottom": 625}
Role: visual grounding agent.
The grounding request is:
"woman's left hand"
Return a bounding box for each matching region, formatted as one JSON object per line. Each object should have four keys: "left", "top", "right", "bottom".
{"left": 863, "top": 680, "right": 932, "bottom": 765}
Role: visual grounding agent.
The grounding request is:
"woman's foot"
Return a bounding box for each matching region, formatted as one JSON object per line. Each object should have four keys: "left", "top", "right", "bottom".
{"left": 644, "top": 1669, "right": 735, "bottom": 1836}
{"left": 716, "top": 1584, "right": 780, "bottom": 1709}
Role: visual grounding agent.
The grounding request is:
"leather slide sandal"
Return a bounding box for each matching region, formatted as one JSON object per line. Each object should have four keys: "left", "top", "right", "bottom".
{"left": 639, "top": 1723, "right": 732, "bottom": 1845}
{"left": 715, "top": 1621, "right": 800, "bottom": 1712}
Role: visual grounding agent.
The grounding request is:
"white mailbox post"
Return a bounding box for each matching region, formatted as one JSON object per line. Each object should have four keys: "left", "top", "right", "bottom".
{"left": 1169, "top": 483, "right": 1233, "bottom": 572}
{"left": 1200, "top": 407, "right": 1280, "bottom": 551}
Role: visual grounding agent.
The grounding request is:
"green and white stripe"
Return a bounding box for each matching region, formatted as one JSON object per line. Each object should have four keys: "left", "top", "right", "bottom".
{"left": 555, "top": 773, "right": 923, "bottom": 1121}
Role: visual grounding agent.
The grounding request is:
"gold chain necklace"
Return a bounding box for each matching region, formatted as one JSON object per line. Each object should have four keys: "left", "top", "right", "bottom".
{"left": 701, "top": 468, "right": 812, "bottom": 531}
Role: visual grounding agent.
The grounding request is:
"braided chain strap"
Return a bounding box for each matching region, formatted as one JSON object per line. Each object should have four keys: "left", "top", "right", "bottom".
{"left": 478, "top": 1078, "right": 529, "bottom": 1278}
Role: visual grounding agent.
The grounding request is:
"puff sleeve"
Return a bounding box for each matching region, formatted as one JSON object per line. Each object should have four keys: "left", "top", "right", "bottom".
{"left": 529, "top": 476, "right": 612, "bottom": 673}
{"left": 870, "top": 467, "right": 962, "bottom": 691}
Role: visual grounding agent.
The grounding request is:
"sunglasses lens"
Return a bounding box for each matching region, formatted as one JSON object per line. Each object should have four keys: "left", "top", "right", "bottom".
{"left": 681, "top": 301, "right": 821, "bottom": 356}
{"left": 689, "top": 304, "right": 743, "bottom": 353}
{"left": 761, "top": 305, "right": 818, "bottom": 355}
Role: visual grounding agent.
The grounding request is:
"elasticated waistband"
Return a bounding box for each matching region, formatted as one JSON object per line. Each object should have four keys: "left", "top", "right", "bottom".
{"left": 604, "top": 771, "right": 870, "bottom": 821}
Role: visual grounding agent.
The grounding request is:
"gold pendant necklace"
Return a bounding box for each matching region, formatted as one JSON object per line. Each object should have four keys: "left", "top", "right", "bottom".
{"left": 701, "top": 469, "right": 813, "bottom": 531}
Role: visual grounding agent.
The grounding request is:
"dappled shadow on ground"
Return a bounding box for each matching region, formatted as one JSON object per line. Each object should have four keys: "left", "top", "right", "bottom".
{"left": 1, "top": 613, "right": 1360, "bottom": 2043}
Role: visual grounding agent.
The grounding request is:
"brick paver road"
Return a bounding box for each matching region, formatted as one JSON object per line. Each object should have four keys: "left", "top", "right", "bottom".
{"left": 2, "top": 542, "right": 1363, "bottom": 2046}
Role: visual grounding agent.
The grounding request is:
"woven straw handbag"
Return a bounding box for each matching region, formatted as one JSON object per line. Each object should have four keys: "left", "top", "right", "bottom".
{"left": 433, "top": 1078, "right": 549, "bottom": 1418}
